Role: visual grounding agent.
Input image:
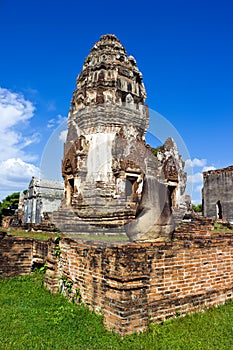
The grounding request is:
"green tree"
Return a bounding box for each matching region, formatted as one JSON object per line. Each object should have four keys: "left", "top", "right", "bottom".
{"left": 152, "top": 146, "right": 163, "bottom": 157}
{"left": 0, "top": 192, "right": 20, "bottom": 225}
{"left": 192, "top": 203, "right": 202, "bottom": 213}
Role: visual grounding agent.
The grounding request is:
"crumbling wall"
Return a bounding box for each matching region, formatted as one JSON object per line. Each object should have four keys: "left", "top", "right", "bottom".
{"left": 1, "top": 223, "right": 233, "bottom": 336}
{"left": 0, "top": 233, "right": 48, "bottom": 277}
{"left": 1, "top": 216, "right": 13, "bottom": 228}
{"left": 44, "top": 225, "right": 233, "bottom": 335}
{"left": 203, "top": 166, "right": 233, "bottom": 222}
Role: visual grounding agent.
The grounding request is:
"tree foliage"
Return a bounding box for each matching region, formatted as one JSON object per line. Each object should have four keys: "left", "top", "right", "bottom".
{"left": 152, "top": 146, "right": 163, "bottom": 157}
{"left": 0, "top": 192, "right": 20, "bottom": 224}
{"left": 192, "top": 203, "right": 202, "bottom": 213}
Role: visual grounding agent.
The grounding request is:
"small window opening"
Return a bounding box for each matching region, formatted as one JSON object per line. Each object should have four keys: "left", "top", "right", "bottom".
{"left": 98, "top": 70, "right": 105, "bottom": 81}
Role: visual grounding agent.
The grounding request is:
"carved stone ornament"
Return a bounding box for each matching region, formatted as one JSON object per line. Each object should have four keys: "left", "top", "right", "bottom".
{"left": 52, "top": 35, "right": 187, "bottom": 241}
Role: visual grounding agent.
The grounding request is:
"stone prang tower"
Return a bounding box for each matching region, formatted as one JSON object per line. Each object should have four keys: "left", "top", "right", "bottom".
{"left": 53, "top": 34, "right": 187, "bottom": 240}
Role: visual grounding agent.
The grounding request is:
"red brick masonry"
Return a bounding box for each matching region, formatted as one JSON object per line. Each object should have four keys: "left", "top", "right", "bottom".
{"left": 0, "top": 232, "right": 48, "bottom": 277}
{"left": 1, "top": 220, "right": 233, "bottom": 336}
{"left": 44, "top": 229, "right": 233, "bottom": 335}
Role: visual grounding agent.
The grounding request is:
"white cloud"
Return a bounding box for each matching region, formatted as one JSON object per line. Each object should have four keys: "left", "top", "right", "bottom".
{"left": 0, "top": 87, "right": 40, "bottom": 161}
{"left": 203, "top": 166, "right": 216, "bottom": 172}
{"left": 0, "top": 87, "right": 41, "bottom": 199}
{"left": 187, "top": 163, "right": 217, "bottom": 205}
{"left": 195, "top": 184, "right": 203, "bottom": 193}
{"left": 187, "top": 172, "right": 203, "bottom": 184}
{"left": 187, "top": 172, "right": 203, "bottom": 205}
{"left": 21, "top": 133, "right": 41, "bottom": 148}
{"left": 0, "top": 158, "right": 40, "bottom": 198}
{"left": 185, "top": 158, "right": 207, "bottom": 167}
{"left": 192, "top": 199, "right": 202, "bottom": 205}
{"left": 0, "top": 87, "right": 35, "bottom": 130}
{"left": 47, "top": 114, "right": 67, "bottom": 128}
{"left": 47, "top": 118, "right": 56, "bottom": 128}
{"left": 0, "top": 158, "right": 40, "bottom": 183}
{"left": 59, "top": 129, "right": 68, "bottom": 142}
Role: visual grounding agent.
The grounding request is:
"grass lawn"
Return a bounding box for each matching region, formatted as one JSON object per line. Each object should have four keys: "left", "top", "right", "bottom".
{"left": 1, "top": 228, "right": 59, "bottom": 241}
{"left": 2, "top": 228, "right": 129, "bottom": 242}
{"left": 1, "top": 273, "right": 233, "bottom": 349}
{"left": 213, "top": 222, "right": 233, "bottom": 233}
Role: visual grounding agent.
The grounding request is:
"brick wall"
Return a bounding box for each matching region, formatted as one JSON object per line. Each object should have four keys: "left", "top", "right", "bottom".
{"left": 1, "top": 224, "right": 233, "bottom": 336}
{"left": 0, "top": 232, "right": 48, "bottom": 277}
{"left": 44, "top": 229, "right": 233, "bottom": 335}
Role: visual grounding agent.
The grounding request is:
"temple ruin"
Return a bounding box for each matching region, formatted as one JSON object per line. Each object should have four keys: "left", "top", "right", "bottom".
{"left": 23, "top": 177, "right": 64, "bottom": 224}
{"left": 203, "top": 166, "right": 233, "bottom": 223}
{"left": 53, "top": 34, "right": 187, "bottom": 241}
{"left": 3, "top": 35, "right": 233, "bottom": 337}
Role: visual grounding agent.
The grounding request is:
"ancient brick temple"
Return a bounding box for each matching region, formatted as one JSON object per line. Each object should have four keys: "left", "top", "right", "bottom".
{"left": 53, "top": 34, "right": 187, "bottom": 240}
{"left": 203, "top": 166, "right": 233, "bottom": 222}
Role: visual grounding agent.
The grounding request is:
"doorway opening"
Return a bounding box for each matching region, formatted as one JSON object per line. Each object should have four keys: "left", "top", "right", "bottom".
{"left": 168, "top": 185, "right": 177, "bottom": 209}
{"left": 67, "top": 178, "right": 74, "bottom": 205}
{"left": 216, "top": 200, "right": 223, "bottom": 219}
{"left": 126, "top": 175, "right": 137, "bottom": 198}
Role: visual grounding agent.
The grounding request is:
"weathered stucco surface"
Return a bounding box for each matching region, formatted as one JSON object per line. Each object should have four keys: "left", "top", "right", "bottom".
{"left": 23, "top": 177, "right": 64, "bottom": 224}
{"left": 53, "top": 34, "right": 187, "bottom": 241}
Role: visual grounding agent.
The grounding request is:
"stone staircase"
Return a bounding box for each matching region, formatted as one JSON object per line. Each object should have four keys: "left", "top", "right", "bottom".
{"left": 51, "top": 208, "right": 128, "bottom": 237}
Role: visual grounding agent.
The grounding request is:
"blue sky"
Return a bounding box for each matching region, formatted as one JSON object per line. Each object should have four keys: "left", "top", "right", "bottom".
{"left": 0, "top": 0, "right": 232, "bottom": 204}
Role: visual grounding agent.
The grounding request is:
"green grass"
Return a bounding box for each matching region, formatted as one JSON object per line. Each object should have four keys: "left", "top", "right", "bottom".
{"left": 70, "top": 234, "right": 129, "bottom": 242}
{"left": 1, "top": 228, "right": 60, "bottom": 240}
{"left": 213, "top": 222, "right": 233, "bottom": 233}
{"left": 1, "top": 273, "right": 233, "bottom": 349}
{"left": 1, "top": 228, "right": 129, "bottom": 242}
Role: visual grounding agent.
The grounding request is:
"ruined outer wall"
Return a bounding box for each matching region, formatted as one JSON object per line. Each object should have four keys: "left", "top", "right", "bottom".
{"left": 44, "top": 233, "right": 233, "bottom": 335}
{"left": 0, "top": 233, "right": 48, "bottom": 277}
{"left": 203, "top": 166, "right": 233, "bottom": 221}
{"left": 1, "top": 229, "right": 233, "bottom": 336}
